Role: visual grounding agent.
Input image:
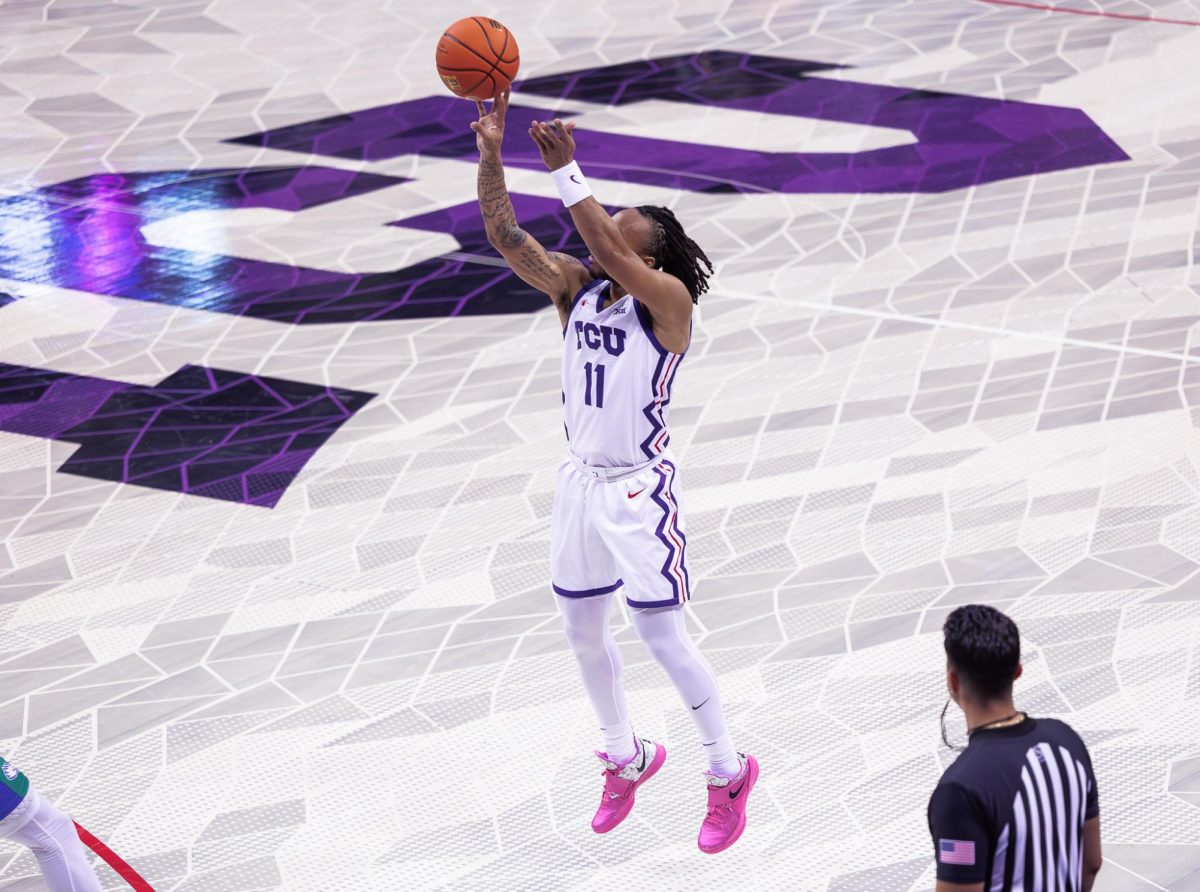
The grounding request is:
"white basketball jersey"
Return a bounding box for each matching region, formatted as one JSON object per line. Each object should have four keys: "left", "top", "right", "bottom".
{"left": 562, "top": 279, "right": 685, "bottom": 468}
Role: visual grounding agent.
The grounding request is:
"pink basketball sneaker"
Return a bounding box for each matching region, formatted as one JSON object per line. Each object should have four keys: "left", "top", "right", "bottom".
{"left": 697, "top": 753, "right": 759, "bottom": 854}
{"left": 590, "top": 737, "right": 666, "bottom": 834}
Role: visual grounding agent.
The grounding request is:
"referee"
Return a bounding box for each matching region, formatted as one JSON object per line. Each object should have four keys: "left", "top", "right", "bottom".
{"left": 929, "top": 605, "right": 1103, "bottom": 891}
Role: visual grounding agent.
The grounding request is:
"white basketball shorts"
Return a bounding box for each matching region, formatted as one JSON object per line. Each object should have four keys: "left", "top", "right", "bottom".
{"left": 551, "top": 454, "right": 692, "bottom": 608}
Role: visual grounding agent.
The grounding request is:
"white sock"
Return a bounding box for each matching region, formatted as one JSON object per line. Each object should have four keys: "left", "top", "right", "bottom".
{"left": 702, "top": 734, "right": 741, "bottom": 778}
{"left": 602, "top": 719, "right": 636, "bottom": 763}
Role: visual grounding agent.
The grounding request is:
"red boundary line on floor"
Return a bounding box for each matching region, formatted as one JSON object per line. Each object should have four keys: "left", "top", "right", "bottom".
{"left": 975, "top": 0, "right": 1200, "bottom": 26}
{"left": 74, "top": 822, "right": 156, "bottom": 892}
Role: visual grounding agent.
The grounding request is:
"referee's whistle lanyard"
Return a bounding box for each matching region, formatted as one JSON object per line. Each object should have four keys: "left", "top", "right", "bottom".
{"left": 940, "top": 699, "right": 1026, "bottom": 751}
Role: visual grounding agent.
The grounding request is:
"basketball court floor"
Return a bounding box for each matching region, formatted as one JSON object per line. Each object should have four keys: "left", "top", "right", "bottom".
{"left": 1, "top": 0, "right": 1198, "bottom": 889}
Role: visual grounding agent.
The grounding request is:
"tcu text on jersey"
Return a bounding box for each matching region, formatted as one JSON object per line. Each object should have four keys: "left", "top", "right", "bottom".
{"left": 573, "top": 320, "right": 629, "bottom": 356}
{"left": 562, "top": 281, "right": 682, "bottom": 468}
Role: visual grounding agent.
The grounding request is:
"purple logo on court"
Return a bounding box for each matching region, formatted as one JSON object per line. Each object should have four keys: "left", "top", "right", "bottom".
{"left": 0, "top": 52, "right": 1128, "bottom": 507}
{"left": 0, "top": 168, "right": 591, "bottom": 324}
{"left": 0, "top": 52, "right": 1127, "bottom": 329}
{"left": 234, "top": 51, "right": 1128, "bottom": 194}
{"left": 0, "top": 362, "right": 372, "bottom": 508}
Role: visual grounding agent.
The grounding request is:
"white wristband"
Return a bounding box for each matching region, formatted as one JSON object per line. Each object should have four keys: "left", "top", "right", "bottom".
{"left": 551, "top": 161, "right": 592, "bottom": 207}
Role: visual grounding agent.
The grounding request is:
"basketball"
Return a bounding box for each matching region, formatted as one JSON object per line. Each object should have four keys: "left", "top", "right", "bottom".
{"left": 436, "top": 16, "right": 520, "bottom": 101}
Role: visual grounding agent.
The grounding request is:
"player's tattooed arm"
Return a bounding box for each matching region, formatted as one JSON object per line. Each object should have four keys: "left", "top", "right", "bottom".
{"left": 476, "top": 157, "right": 585, "bottom": 319}
{"left": 472, "top": 94, "right": 590, "bottom": 324}
{"left": 477, "top": 156, "right": 526, "bottom": 249}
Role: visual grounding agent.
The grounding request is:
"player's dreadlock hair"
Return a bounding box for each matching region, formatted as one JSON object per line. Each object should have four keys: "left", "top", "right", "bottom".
{"left": 636, "top": 205, "right": 714, "bottom": 303}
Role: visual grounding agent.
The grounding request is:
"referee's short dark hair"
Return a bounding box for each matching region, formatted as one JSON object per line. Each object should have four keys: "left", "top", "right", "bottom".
{"left": 943, "top": 605, "right": 1021, "bottom": 699}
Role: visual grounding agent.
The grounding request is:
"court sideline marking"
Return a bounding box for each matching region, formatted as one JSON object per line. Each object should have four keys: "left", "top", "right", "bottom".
{"left": 74, "top": 822, "right": 156, "bottom": 891}
{"left": 975, "top": 0, "right": 1200, "bottom": 27}
{"left": 745, "top": 292, "right": 1200, "bottom": 366}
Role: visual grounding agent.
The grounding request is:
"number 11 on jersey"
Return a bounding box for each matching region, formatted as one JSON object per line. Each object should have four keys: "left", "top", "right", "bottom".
{"left": 584, "top": 361, "right": 605, "bottom": 408}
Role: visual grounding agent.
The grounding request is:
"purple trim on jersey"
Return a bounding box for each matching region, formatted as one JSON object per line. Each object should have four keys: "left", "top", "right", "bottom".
{"left": 553, "top": 579, "right": 623, "bottom": 598}
{"left": 640, "top": 350, "right": 670, "bottom": 459}
{"left": 658, "top": 355, "right": 682, "bottom": 452}
{"left": 639, "top": 349, "right": 682, "bottom": 459}
{"left": 563, "top": 279, "right": 604, "bottom": 335}
{"left": 635, "top": 299, "right": 686, "bottom": 459}
{"left": 634, "top": 299, "right": 668, "bottom": 357}
{"left": 659, "top": 459, "right": 691, "bottom": 596}
{"left": 647, "top": 461, "right": 689, "bottom": 604}
{"left": 626, "top": 593, "right": 683, "bottom": 609}
{"left": 635, "top": 299, "right": 692, "bottom": 354}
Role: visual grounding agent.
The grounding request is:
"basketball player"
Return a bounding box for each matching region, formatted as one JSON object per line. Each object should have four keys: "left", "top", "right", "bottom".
{"left": 932, "top": 605, "right": 1103, "bottom": 890}
{"left": 471, "top": 91, "right": 758, "bottom": 854}
{"left": 0, "top": 755, "right": 103, "bottom": 891}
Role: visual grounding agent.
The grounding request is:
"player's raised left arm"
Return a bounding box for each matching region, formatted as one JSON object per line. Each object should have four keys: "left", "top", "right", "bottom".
{"left": 473, "top": 94, "right": 591, "bottom": 327}
{"left": 529, "top": 119, "right": 692, "bottom": 331}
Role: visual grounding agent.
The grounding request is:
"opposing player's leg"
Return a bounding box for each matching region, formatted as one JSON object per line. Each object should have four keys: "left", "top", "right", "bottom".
{"left": 0, "top": 790, "right": 103, "bottom": 892}
{"left": 552, "top": 460, "right": 665, "bottom": 833}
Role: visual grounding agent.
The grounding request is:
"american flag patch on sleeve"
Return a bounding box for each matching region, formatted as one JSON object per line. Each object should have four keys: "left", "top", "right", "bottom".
{"left": 939, "top": 839, "right": 976, "bottom": 865}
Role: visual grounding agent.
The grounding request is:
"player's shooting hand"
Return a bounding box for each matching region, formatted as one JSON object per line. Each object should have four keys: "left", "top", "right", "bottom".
{"left": 529, "top": 118, "right": 576, "bottom": 171}
{"left": 470, "top": 90, "right": 509, "bottom": 158}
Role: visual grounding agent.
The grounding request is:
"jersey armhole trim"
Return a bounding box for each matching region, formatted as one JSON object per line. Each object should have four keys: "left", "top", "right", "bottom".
{"left": 596, "top": 280, "right": 610, "bottom": 313}
{"left": 634, "top": 299, "right": 688, "bottom": 357}
{"left": 562, "top": 278, "right": 603, "bottom": 336}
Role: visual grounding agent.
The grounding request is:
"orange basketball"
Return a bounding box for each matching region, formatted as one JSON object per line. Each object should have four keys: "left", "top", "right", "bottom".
{"left": 435, "top": 16, "right": 520, "bottom": 101}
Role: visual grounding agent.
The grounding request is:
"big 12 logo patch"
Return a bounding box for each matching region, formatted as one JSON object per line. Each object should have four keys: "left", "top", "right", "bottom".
{"left": 0, "top": 52, "right": 1127, "bottom": 506}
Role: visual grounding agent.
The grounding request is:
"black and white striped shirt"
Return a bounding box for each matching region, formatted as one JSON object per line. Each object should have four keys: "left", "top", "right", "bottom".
{"left": 928, "top": 717, "right": 1099, "bottom": 890}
